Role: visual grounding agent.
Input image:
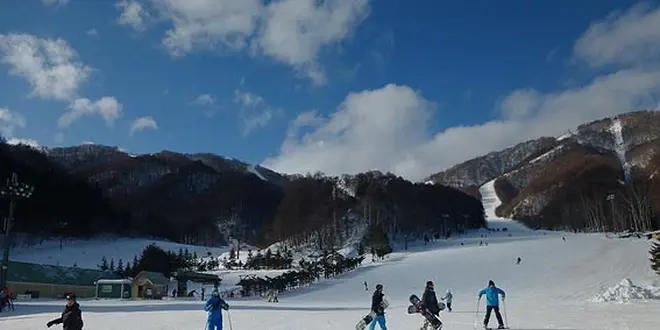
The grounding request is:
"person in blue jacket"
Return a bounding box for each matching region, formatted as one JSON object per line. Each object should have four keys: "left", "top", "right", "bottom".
{"left": 204, "top": 290, "right": 229, "bottom": 330}
{"left": 478, "top": 280, "right": 505, "bottom": 329}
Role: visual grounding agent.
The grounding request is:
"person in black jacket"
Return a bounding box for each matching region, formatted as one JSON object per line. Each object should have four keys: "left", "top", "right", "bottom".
{"left": 47, "top": 293, "right": 84, "bottom": 330}
{"left": 422, "top": 281, "right": 440, "bottom": 316}
{"left": 368, "top": 284, "right": 387, "bottom": 330}
{"left": 421, "top": 281, "right": 441, "bottom": 330}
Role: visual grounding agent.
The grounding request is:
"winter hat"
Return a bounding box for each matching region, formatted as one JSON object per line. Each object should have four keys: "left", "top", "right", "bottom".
{"left": 211, "top": 290, "right": 220, "bottom": 297}
{"left": 426, "top": 281, "right": 434, "bottom": 287}
{"left": 376, "top": 284, "right": 383, "bottom": 290}
{"left": 488, "top": 280, "right": 495, "bottom": 287}
{"left": 65, "top": 293, "right": 76, "bottom": 301}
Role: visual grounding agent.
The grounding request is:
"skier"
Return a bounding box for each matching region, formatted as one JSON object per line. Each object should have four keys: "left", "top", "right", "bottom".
{"left": 478, "top": 280, "right": 506, "bottom": 329}
{"left": 364, "top": 281, "right": 369, "bottom": 291}
{"left": 421, "top": 281, "right": 441, "bottom": 329}
{"left": 516, "top": 257, "right": 521, "bottom": 265}
{"left": 204, "top": 290, "right": 229, "bottom": 330}
{"left": 46, "top": 293, "right": 83, "bottom": 330}
{"left": 369, "top": 284, "right": 387, "bottom": 330}
{"left": 441, "top": 289, "right": 452, "bottom": 312}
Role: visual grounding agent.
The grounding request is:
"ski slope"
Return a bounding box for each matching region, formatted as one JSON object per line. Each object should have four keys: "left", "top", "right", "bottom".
{"left": 3, "top": 181, "right": 660, "bottom": 329}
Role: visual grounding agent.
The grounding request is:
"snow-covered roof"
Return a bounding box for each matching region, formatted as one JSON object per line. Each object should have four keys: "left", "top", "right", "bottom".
{"left": 96, "top": 279, "right": 132, "bottom": 285}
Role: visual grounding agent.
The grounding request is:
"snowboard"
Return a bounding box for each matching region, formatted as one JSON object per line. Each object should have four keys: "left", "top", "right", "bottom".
{"left": 408, "top": 294, "right": 442, "bottom": 330}
{"left": 407, "top": 302, "right": 445, "bottom": 314}
{"left": 355, "top": 299, "right": 389, "bottom": 330}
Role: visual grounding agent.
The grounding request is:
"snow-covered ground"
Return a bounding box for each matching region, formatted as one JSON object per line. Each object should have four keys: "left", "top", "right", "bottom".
{"left": 9, "top": 237, "right": 228, "bottom": 269}
{"left": 3, "top": 183, "right": 660, "bottom": 329}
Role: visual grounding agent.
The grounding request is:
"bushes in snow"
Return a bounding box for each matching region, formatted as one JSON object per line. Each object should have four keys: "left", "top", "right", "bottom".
{"left": 650, "top": 241, "right": 660, "bottom": 276}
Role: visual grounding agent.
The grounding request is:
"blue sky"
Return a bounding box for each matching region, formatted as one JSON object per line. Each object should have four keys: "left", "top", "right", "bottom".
{"left": 1, "top": 0, "right": 660, "bottom": 181}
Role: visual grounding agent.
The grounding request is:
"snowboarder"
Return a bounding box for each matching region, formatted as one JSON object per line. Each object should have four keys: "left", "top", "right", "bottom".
{"left": 369, "top": 284, "right": 387, "bottom": 330}
{"left": 478, "top": 280, "right": 506, "bottom": 329}
{"left": 204, "top": 290, "right": 229, "bottom": 330}
{"left": 421, "top": 281, "right": 441, "bottom": 329}
{"left": 441, "top": 289, "right": 452, "bottom": 312}
{"left": 516, "top": 257, "right": 521, "bottom": 265}
{"left": 46, "top": 293, "right": 83, "bottom": 330}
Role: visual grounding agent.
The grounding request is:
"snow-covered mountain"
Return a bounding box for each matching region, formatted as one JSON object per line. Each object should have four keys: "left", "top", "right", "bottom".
{"left": 426, "top": 110, "right": 660, "bottom": 231}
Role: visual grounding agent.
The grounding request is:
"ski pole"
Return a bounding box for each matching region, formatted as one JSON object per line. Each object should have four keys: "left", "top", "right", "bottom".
{"left": 227, "top": 310, "right": 233, "bottom": 330}
{"left": 502, "top": 299, "right": 508, "bottom": 328}
{"left": 474, "top": 297, "right": 481, "bottom": 329}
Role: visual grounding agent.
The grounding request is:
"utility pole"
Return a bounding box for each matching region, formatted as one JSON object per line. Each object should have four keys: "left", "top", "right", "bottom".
{"left": 606, "top": 194, "right": 615, "bottom": 232}
{"left": 0, "top": 173, "right": 35, "bottom": 290}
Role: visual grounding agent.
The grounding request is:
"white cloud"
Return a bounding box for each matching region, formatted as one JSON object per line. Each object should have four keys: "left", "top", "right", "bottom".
{"left": 42, "top": 0, "right": 69, "bottom": 6}
{"left": 574, "top": 3, "right": 660, "bottom": 67}
{"left": 256, "top": 0, "right": 371, "bottom": 85}
{"left": 263, "top": 84, "right": 435, "bottom": 176}
{"left": 234, "top": 89, "right": 281, "bottom": 135}
{"left": 0, "top": 108, "right": 27, "bottom": 138}
{"left": 86, "top": 29, "right": 98, "bottom": 37}
{"left": 0, "top": 33, "right": 91, "bottom": 101}
{"left": 116, "top": 0, "right": 151, "bottom": 31}
{"left": 130, "top": 116, "right": 158, "bottom": 135}
{"left": 58, "top": 97, "right": 123, "bottom": 128}
{"left": 192, "top": 94, "right": 215, "bottom": 106}
{"left": 7, "top": 138, "right": 40, "bottom": 148}
{"left": 498, "top": 88, "right": 541, "bottom": 120}
{"left": 0, "top": 33, "right": 126, "bottom": 129}
{"left": 115, "top": 0, "right": 372, "bottom": 85}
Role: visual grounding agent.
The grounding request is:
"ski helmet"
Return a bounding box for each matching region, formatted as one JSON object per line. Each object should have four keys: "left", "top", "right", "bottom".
{"left": 488, "top": 280, "right": 495, "bottom": 287}
{"left": 376, "top": 284, "right": 383, "bottom": 290}
{"left": 426, "top": 280, "right": 434, "bottom": 287}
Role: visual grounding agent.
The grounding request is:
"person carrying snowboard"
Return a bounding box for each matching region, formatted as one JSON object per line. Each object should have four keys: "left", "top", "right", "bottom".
{"left": 204, "top": 290, "right": 229, "bottom": 330}
{"left": 420, "top": 281, "right": 442, "bottom": 329}
{"left": 441, "top": 289, "right": 452, "bottom": 312}
{"left": 369, "top": 284, "right": 387, "bottom": 330}
{"left": 46, "top": 293, "right": 83, "bottom": 330}
{"left": 478, "top": 280, "right": 506, "bottom": 329}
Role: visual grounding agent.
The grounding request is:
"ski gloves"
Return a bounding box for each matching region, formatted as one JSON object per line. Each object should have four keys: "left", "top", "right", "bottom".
{"left": 46, "top": 320, "right": 56, "bottom": 328}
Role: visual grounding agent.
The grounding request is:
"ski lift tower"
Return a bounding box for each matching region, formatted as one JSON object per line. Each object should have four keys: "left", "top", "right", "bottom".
{"left": 0, "top": 173, "right": 34, "bottom": 290}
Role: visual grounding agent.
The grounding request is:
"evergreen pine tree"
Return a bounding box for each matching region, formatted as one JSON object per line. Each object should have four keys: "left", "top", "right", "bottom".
{"left": 650, "top": 241, "right": 660, "bottom": 276}
{"left": 109, "top": 258, "right": 115, "bottom": 271}
{"left": 117, "top": 259, "right": 124, "bottom": 274}
{"left": 124, "top": 261, "right": 132, "bottom": 277}
{"left": 132, "top": 255, "right": 139, "bottom": 273}
{"left": 98, "top": 256, "right": 109, "bottom": 271}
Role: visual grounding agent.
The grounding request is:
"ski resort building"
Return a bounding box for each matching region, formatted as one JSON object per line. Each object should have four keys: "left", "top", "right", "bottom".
{"left": 131, "top": 271, "right": 170, "bottom": 299}
{"left": 6, "top": 261, "right": 121, "bottom": 298}
{"left": 95, "top": 279, "right": 133, "bottom": 299}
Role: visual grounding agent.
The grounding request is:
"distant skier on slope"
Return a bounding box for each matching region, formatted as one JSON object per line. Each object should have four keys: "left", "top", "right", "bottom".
{"left": 478, "top": 280, "right": 506, "bottom": 329}
{"left": 369, "top": 284, "right": 388, "bottom": 330}
{"left": 441, "top": 289, "right": 452, "bottom": 312}
{"left": 516, "top": 257, "right": 521, "bottom": 265}
{"left": 204, "top": 290, "right": 229, "bottom": 330}
{"left": 364, "top": 281, "right": 369, "bottom": 291}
